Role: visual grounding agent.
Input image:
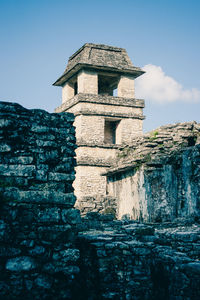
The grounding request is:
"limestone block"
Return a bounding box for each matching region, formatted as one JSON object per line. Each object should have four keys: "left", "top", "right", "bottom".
{"left": 48, "top": 172, "right": 75, "bottom": 182}
{"left": 118, "top": 75, "right": 135, "bottom": 98}
{"left": 0, "top": 246, "right": 21, "bottom": 257}
{"left": 76, "top": 146, "right": 117, "bottom": 166}
{"left": 0, "top": 164, "right": 35, "bottom": 177}
{"left": 61, "top": 208, "right": 82, "bottom": 225}
{"left": 0, "top": 144, "right": 11, "bottom": 152}
{"left": 78, "top": 70, "right": 98, "bottom": 94}
{"left": 2, "top": 189, "right": 76, "bottom": 207}
{"left": 68, "top": 102, "right": 142, "bottom": 117}
{"left": 29, "top": 246, "right": 46, "bottom": 256}
{"left": 37, "top": 208, "right": 61, "bottom": 224}
{"left": 74, "top": 115, "right": 104, "bottom": 144}
{"left": 34, "top": 275, "right": 53, "bottom": 289}
{"left": 62, "top": 81, "right": 74, "bottom": 103}
{"left": 52, "top": 249, "right": 80, "bottom": 263}
{"left": 116, "top": 119, "right": 143, "bottom": 144}
{"left": 73, "top": 165, "right": 107, "bottom": 200}
{"left": 6, "top": 256, "right": 37, "bottom": 271}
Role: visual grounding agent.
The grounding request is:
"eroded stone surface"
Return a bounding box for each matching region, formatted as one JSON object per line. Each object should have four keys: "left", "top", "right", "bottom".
{"left": 106, "top": 121, "right": 200, "bottom": 222}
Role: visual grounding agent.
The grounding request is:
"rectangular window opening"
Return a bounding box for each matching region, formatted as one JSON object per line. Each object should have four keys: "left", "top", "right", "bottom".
{"left": 98, "top": 74, "right": 119, "bottom": 96}
{"left": 104, "top": 120, "right": 119, "bottom": 144}
{"left": 74, "top": 82, "right": 78, "bottom": 95}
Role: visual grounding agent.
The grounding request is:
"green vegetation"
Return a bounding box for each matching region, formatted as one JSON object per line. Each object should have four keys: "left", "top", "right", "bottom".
{"left": 143, "top": 153, "right": 152, "bottom": 163}
{"left": 149, "top": 130, "right": 159, "bottom": 141}
{"left": 117, "top": 147, "right": 131, "bottom": 158}
{"left": 103, "top": 207, "right": 116, "bottom": 219}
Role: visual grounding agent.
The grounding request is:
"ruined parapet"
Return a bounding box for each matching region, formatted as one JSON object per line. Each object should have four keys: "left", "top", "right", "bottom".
{"left": 104, "top": 121, "right": 200, "bottom": 222}
{"left": 54, "top": 43, "right": 145, "bottom": 213}
{"left": 0, "top": 101, "right": 81, "bottom": 299}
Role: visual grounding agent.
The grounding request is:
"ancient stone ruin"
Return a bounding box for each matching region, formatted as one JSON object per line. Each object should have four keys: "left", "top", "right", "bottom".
{"left": 54, "top": 43, "right": 145, "bottom": 214}
{"left": 105, "top": 121, "right": 200, "bottom": 222}
{"left": 0, "top": 44, "right": 200, "bottom": 299}
{"left": 54, "top": 43, "right": 200, "bottom": 222}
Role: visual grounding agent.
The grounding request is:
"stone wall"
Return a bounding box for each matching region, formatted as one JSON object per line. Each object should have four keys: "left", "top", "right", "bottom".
{"left": 55, "top": 93, "right": 144, "bottom": 211}
{"left": 74, "top": 145, "right": 117, "bottom": 212}
{"left": 118, "top": 74, "right": 135, "bottom": 98}
{"left": 0, "top": 101, "right": 81, "bottom": 299}
{"left": 77, "top": 214, "right": 200, "bottom": 300}
{"left": 0, "top": 102, "right": 199, "bottom": 299}
{"left": 77, "top": 70, "right": 98, "bottom": 94}
{"left": 62, "top": 81, "right": 74, "bottom": 103}
{"left": 106, "top": 122, "right": 200, "bottom": 222}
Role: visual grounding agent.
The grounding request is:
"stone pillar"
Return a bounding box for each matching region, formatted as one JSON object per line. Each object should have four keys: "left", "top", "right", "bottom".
{"left": 116, "top": 119, "right": 143, "bottom": 144}
{"left": 62, "top": 81, "right": 74, "bottom": 103}
{"left": 74, "top": 115, "right": 104, "bottom": 144}
{"left": 118, "top": 75, "right": 135, "bottom": 98}
{"left": 78, "top": 70, "right": 98, "bottom": 94}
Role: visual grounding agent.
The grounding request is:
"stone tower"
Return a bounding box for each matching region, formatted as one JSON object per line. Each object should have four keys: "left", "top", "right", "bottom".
{"left": 54, "top": 43, "right": 145, "bottom": 213}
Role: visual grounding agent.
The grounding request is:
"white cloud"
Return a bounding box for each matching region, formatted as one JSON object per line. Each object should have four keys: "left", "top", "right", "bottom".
{"left": 135, "top": 64, "right": 200, "bottom": 103}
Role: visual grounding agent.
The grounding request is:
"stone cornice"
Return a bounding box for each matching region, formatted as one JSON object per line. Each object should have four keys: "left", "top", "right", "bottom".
{"left": 76, "top": 160, "right": 112, "bottom": 168}
{"left": 53, "top": 43, "right": 144, "bottom": 86}
{"left": 74, "top": 110, "right": 145, "bottom": 120}
{"left": 54, "top": 94, "right": 145, "bottom": 113}
{"left": 76, "top": 142, "right": 120, "bottom": 149}
{"left": 53, "top": 64, "right": 144, "bottom": 86}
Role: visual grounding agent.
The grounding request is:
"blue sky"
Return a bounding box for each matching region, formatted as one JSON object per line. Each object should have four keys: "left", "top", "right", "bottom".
{"left": 0, "top": 0, "right": 199, "bottom": 131}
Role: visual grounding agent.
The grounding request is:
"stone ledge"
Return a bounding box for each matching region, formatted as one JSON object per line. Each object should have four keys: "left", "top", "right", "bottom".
{"left": 77, "top": 142, "right": 119, "bottom": 149}
{"left": 76, "top": 160, "right": 111, "bottom": 167}
{"left": 54, "top": 93, "right": 145, "bottom": 113}
{"left": 74, "top": 110, "right": 145, "bottom": 120}
{"left": 2, "top": 189, "right": 76, "bottom": 207}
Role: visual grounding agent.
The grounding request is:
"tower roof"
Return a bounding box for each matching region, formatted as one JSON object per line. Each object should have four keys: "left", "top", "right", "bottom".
{"left": 53, "top": 43, "right": 144, "bottom": 86}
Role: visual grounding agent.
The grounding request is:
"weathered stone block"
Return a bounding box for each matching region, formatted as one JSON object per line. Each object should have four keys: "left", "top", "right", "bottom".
{"left": 0, "top": 164, "right": 35, "bottom": 177}
{"left": 8, "top": 156, "right": 34, "bottom": 164}
{"left": 3, "top": 189, "right": 76, "bottom": 206}
{"left": 38, "top": 225, "right": 72, "bottom": 242}
{"left": 6, "top": 256, "right": 37, "bottom": 271}
{"left": 34, "top": 275, "right": 53, "bottom": 289}
{"left": 37, "top": 150, "right": 59, "bottom": 163}
{"left": 48, "top": 172, "right": 75, "bottom": 182}
{"left": 38, "top": 207, "right": 61, "bottom": 223}
{"left": 53, "top": 249, "right": 80, "bottom": 263}
{"left": 30, "top": 125, "right": 49, "bottom": 133}
{"left": 78, "top": 70, "right": 98, "bottom": 94}
{"left": 0, "top": 143, "right": 11, "bottom": 152}
{"left": 61, "top": 208, "right": 82, "bottom": 225}
{"left": 29, "top": 246, "right": 46, "bottom": 256}
{"left": 0, "top": 119, "right": 13, "bottom": 128}
{"left": 0, "top": 246, "right": 21, "bottom": 257}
